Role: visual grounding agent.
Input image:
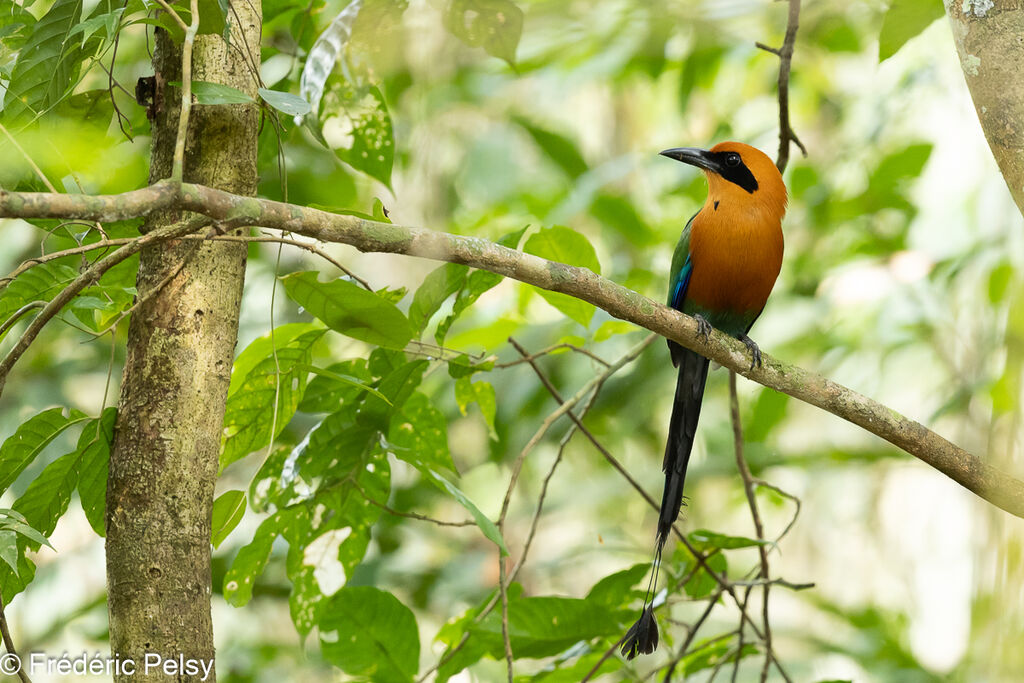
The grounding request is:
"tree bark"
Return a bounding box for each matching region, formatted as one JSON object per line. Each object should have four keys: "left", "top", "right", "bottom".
{"left": 105, "top": 2, "right": 261, "bottom": 680}
{"left": 945, "top": 0, "right": 1024, "bottom": 214}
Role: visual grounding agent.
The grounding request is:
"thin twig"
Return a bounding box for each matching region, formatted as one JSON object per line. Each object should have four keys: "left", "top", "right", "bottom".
{"left": 0, "top": 302, "right": 46, "bottom": 340}
{"left": 171, "top": 0, "right": 201, "bottom": 180}
{"left": 0, "top": 596, "right": 31, "bottom": 683}
{"left": 350, "top": 479, "right": 474, "bottom": 527}
{"left": 190, "top": 233, "right": 373, "bottom": 289}
{"left": 495, "top": 342, "right": 610, "bottom": 368}
{"left": 0, "top": 239, "right": 134, "bottom": 290}
{"left": 728, "top": 373, "right": 775, "bottom": 682}
{"left": 762, "top": 0, "right": 806, "bottom": 173}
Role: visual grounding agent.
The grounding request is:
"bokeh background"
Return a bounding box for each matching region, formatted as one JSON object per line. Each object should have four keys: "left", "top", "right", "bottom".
{"left": 1, "top": 0, "right": 1022, "bottom": 680}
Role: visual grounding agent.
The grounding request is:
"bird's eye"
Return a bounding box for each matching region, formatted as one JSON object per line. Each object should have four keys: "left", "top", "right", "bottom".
{"left": 725, "top": 153, "right": 741, "bottom": 167}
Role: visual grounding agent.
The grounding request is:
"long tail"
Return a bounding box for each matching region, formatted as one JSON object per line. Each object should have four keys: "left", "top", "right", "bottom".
{"left": 656, "top": 345, "right": 710, "bottom": 550}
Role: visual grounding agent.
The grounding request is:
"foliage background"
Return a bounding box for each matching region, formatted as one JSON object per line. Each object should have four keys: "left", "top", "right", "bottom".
{"left": 0, "top": 0, "right": 1022, "bottom": 681}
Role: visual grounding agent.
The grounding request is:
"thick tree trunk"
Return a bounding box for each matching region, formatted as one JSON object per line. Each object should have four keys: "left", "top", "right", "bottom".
{"left": 105, "top": 3, "right": 261, "bottom": 680}
{"left": 946, "top": 0, "right": 1024, "bottom": 214}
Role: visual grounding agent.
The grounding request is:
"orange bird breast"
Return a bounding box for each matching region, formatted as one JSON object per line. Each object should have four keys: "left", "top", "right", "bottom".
{"left": 685, "top": 204, "right": 784, "bottom": 317}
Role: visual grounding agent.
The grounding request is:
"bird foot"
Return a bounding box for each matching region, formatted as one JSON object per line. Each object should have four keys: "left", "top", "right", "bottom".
{"left": 694, "top": 314, "right": 712, "bottom": 343}
{"left": 737, "top": 334, "right": 762, "bottom": 370}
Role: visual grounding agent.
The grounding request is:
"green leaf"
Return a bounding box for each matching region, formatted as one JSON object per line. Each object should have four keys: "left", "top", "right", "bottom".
{"left": 220, "top": 328, "right": 326, "bottom": 469}
{"left": 66, "top": 7, "right": 123, "bottom": 48}
{"left": 687, "top": 529, "right": 770, "bottom": 552}
{"left": 0, "top": 263, "right": 77, "bottom": 337}
{"left": 319, "top": 80, "right": 395, "bottom": 187}
{"left": 435, "top": 226, "right": 527, "bottom": 343}
{"left": 516, "top": 119, "right": 587, "bottom": 178}
{"left": 281, "top": 271, "right": 413, "bottom": 349}
{"left": 298, "top": 364, "right": 390, "bottom": 405}
{"left": 0, "top": 531, "right": 17, "bottom": 575}
{"left": 2, "top": 0, "right": 83, "bottom": 123}
{"left": 228, "top": 323, "right": 318, "bottom": 397}
{"left": 13, "top": 450, "right": 80, "bottom": 551}
{"left": 211, "top": 490, "right": 246, "bottom": 548}
{"left": 523, "top": 226, "right": 601, "bottom": 327}
{"left": 360, "top": 359, "right": 428, "bottom": 430}
{"left": 298, "top": 358, "right": 375, "bottom": 413}
{"left": 409, "top": 263, "right": 468, "bottom": 334}
{"left": 319, "top": 586, "right": 420, "bottom": 683}
{"left": 745, "top": 389, "right": 789, "bottom": 443}
{"left": 223, "top": 509, "right": 294, "bottom": 607}
{"left": 443, "top": 0, "right": 523, "bottom": 65}
{"left": 186, "top": 81, "right": 255, "bottom": 105}
{"left": 439, "top": 591, "right": 623, "bottom": 680}
{"left": 453, "top": 377, "right": 497, "bottom": 439}
{"left": 389, "top": 391, "right": 456, "bottom": 473}
{"left": 679, "top": 550, "right": 727, "bottom": 599}
{"left": 594, "top": 320, "right": 636, "bottom": 341}
{"left": 416, "top": 465, "right": 507, "bottom": 555}
{"left": 258, "top": 88, "right": 311, "bottom": 116}
{"left": 586, "top": 563, "right": 650, "bottom": 606}
{"left": 0, "top": 407, "right": 89, "bottom": 495}
{"left": 878, "top": 0, "right": 944, "bottom": 62}
{"left": 75, "top": 408, "right": 115, "bottom": 537}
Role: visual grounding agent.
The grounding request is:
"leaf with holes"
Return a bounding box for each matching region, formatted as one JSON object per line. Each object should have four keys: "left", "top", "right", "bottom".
{"left": 220, "top": 329, "right": 326, "bottom": 469}
{"left": 319, "top": 78, "right": 394, "bottom": 187}
{"left": 443, "top": 0, "right": 523, "bottom": 65}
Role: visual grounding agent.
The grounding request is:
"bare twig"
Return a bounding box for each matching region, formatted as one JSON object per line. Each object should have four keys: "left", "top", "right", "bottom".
{"left": 0, "top": 596, "right": 31, "bottom": 683}
{"left": 351, "top": 479, "right": 474, "bottom": 527}
{"left": 0, "top": 302, "right": 46, "bottom": 340}
{"left": 728, "top": 373, "right": 775, "bottom": 682}
{"left": 760, "top": 0, "right": 806, "bottom": 173}
{"left": 172, "top": 0, "right": 201, "bottom": 181}
{"left": 190, "top": 233, "right": 373, "bottom": 290}
{"left": 495, "top": 342, "right": 610, "bottom": 368}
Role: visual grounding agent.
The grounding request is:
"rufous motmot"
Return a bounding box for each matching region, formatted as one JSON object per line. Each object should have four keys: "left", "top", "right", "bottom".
{"left": 622, "top": 142, "right": 788, "bottom": 659}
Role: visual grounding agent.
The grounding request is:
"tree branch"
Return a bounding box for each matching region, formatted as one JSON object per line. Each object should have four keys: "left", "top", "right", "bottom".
{"left": 0, "top": 182, "right": 1023, "bottom": 517}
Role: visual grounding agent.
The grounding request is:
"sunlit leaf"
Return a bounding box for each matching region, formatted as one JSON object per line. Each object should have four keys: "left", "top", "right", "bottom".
{"left": 524, "top": 226, "right": 601, "bottom": 327}
{"left": 211, "top": 490, "right": 246, "bottom": 548}
{"left": 878, "top": 0, "right": 944, "bottom": 62}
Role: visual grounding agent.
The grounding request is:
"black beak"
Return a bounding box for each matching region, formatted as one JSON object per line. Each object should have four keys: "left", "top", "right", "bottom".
{"left": 659, "top": 147, "right": 718, "bottom": 173}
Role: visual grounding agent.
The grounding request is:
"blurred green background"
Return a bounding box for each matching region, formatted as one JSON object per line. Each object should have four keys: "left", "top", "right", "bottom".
{"left": 0, "top": 0, "right": 1022, "bottom": 680}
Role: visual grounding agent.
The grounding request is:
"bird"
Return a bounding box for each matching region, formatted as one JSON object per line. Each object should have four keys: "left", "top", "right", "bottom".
{"left": 621, "top": 142, "right": 787, "bottom": 660}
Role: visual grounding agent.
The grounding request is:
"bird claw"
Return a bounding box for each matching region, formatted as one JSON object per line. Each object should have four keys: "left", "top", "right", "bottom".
{"left": 738, "top": 334, "right": 762, "bottom": 370}
{"left": 694, "top": 315, "right": 712, "bottom": 343}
